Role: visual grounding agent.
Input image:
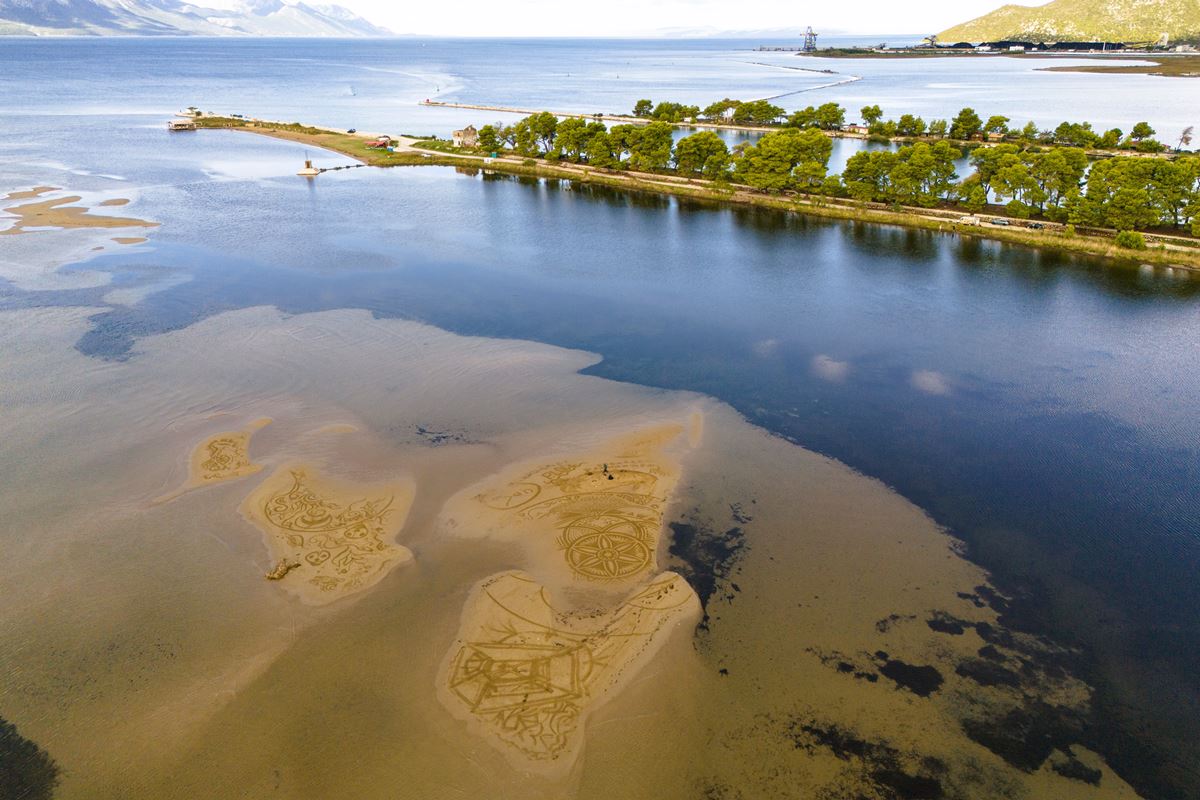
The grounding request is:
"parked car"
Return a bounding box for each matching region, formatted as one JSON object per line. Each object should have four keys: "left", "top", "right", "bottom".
{"left": 990, "top": 218, "right": 1010, "bottom": 226}
{"left": 1027, "top": 222, "right": 1045, "bottom": 230}
{"left": 347, "top": 128, "right": 357, "bottom": 133}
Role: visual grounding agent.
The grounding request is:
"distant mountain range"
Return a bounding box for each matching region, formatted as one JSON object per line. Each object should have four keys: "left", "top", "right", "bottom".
{"left": 0, "top": 0, "right": 392, "bottom": 36}
{"left": 939, "top": 0, "right": 1200, "bottom": 44}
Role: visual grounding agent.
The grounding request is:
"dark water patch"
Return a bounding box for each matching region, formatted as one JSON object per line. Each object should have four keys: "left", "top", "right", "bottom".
{"left": 926, "top": 612, "right": 970, "bottom": 635}
{"left": 961, "top": 701, "right": 1087, "bottom": 773}
{"left": 786, "top": 721, "right": 947, "bottom": 799}
{"left": 956, "top": 591, "right": 987, "bottom": 608}
{"left": 1050, "top": 749, "right": 1103, "bottom": 786}
{"left": 412, "top": 425, "right": 474, "bottom": 446}
{"left": 879, "top": 660, "right": 944, "bottom": 697}
{"left": 0, "top": 717, "right": 59, "bottom": 800}
{"left": 666, "top": 516, "right": 747, "bottom": 633}
{"left": 954, "top": 658, "right": 1021, "bottom": 688}
{"left": 875, "top": 613, "right": 915, "bottom": 633}
{"left": 977, "top": 644, "right": 1005, "bottom": 662}
{"left": 809, "top": 649, "right": 880, "bottom": 684}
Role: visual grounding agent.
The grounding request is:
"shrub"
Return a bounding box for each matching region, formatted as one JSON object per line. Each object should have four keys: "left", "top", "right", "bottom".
{"left": 1115, "top": 230, "right": 1146, "bottom": 250}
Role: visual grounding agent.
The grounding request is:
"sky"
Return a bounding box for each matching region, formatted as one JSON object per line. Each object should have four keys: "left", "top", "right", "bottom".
{"left": 311, "top": 0, "right": 1041, "bottom": 38}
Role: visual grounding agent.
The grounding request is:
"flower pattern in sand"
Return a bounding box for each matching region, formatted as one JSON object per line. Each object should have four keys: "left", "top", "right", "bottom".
{"left": 466, "top": 426, "right": 687, "bottom": 584}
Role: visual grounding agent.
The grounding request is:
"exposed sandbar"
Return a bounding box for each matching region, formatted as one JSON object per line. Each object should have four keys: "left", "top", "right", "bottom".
{"left": 1, "top": 193, "right": 158, "bottom": 236}
{"left": 239, "top": 463, "right": 415, "bottom": 604}
{"left": 153, "top": 418, "right": 271, "bottom": 504}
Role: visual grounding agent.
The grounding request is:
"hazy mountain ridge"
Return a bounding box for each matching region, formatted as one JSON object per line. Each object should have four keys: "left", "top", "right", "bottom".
{"left": 940, "top": 0, "right": 1200, "bottom": 44}
{"left": 0, "top": 0, "right": 391, "bottom": 35}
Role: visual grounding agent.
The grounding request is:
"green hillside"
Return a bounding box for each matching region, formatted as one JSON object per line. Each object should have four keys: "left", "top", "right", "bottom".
{"left": 939, "top": 0, "right": 1200, "bottom": 44}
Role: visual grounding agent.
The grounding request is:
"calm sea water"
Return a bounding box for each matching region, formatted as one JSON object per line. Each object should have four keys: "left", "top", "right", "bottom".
{"left": 2, "top": 38, "right": 1199, "bottom": 797}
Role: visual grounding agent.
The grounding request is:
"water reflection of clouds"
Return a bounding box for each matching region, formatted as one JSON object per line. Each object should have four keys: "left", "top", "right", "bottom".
{"left": 752, "top": 338, "right": 779, "bottom": 357}
{"left": 811, "top": 354, "right": 850, "bottom": 383}
{"left": 911, "top": 369, "right": 951, "bottom": 396}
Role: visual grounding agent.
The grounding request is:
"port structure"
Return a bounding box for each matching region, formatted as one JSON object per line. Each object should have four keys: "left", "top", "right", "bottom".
{"left": 803, "top": 26, "right": 818, "bottom": 52}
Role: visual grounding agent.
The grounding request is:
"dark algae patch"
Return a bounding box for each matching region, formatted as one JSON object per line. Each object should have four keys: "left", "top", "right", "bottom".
{"left": 1050, "top": 749, "right": 1103, "bottom": 786}
{"left": 960, "top": 701, "right": 1088, "bottom": 774}
{"left": 787, "top": 720, "right": 946, "bottom": 799}
{"left": 954, "top": 658, "right": 1021, "bottom": 688}
{"left": 879, "top": 659, "right": 944, "bottom": 697}
{"left": 0, "top": 716, "right": 59, "bottom": 800}
{"left": 667, "top": 514, "right": 747, "bottom": 632}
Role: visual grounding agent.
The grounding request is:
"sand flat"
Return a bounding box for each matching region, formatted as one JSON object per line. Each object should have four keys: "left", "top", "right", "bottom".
{"left": 240, "top": 464, "right": 415, "bottom": 604}
{"left": 441, "top": 424, "right": 690, "bottom": 587}
{"left": 0, "top": 193, "right": 158, "bottom": 236}
{"left": 154, "top": 418, "right": 271, "bottom": 503}
{"left": 0, "top": 306, "right": 1143, "bottom": 799}
{"left": 438, "top": 570, "right": 699, "bottom": 776}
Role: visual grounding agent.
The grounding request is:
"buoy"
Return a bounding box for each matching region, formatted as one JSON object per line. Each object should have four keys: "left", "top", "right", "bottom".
{"left": 298, "top": 158, "right": 319, "bottom": 177}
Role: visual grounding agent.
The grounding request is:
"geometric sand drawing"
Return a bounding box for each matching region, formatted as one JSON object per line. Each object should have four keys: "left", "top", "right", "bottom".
{"left": 460, "top": 425, "right": 689, "bottom": 584}
{"left": 438, "top": 570, "right": 699, "bottom": 773}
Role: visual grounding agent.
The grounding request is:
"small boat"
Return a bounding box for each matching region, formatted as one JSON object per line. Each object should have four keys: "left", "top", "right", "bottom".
{"left": 167, "top": 119, "right": 197, "bottom": 131}
{"left": 297, "top": 159, "right": 320, "bottom": 177}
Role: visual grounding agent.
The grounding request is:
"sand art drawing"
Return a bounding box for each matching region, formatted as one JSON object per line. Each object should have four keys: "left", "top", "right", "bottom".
{"left": 154, "top": 418, "right": 271, "bottom": 503}
{"left": 440, "top": 571, "right": 699, "bottom": 771}
{"left": 463, "top": 426, "right": 687, "bottom": 583}
{"left": 241, "top": 465, "right": 414, "bottom": 603}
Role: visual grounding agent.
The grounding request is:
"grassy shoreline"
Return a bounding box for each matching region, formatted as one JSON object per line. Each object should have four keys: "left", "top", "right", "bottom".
{"left": 192, "top": 116, "right": 1200, "bottom": 274}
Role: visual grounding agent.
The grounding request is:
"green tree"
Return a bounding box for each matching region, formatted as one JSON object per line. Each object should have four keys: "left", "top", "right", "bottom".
{"left": 815, "top": 102, "right": 846, "bottom": 130}
{"left": 928, "top": 119, "right": 949, "bottom": 138}
{"left": 970, "top": 144, "right": 1021, "bottom": 195}
{"left": 702, "top": 98, "right": 739, "bottom": 120}
{"left": 477, "top": 124, "right": 502, "bottom": 154}
{"left": 732, "top": 100, "right": 785, "bottom": 126}
{"left": 530, "top": 112, "right": 558, "bottom": 153}
{"left": 787, "top": 106, "right": 819, "bottom": 129}
{"left": 1130, "top": 121, "right": 1156, "bottom": 141}
{"left": 703, "top": 151, "right": 733, "bottom": 182}
{"left": 984, "top": 115, "right": 1010, "bottom": 136}
{"left": 896, "top": 114, "right": 927, "bottom": 137}
{"left": 627, "top": 121, "right": 674, "bottom": 171}
{"left": 1028, "top": 147, "right": 1088, "bottom": 216}
{"left": 733, "top": 128, "right": 832, "bottom": 192}
{"left": 1099, "top": 128, "right": 1123, "bottom": 149}
{"left": 889, "top": 141, "right": 961, "bottom": 207}
{"left": 585, "top": 132, "right": 617, "bottom": 168}
{"left": 608, "top": 124, "right": 640, "bottom": 165}
{"left": 650, "top": 101, "right": 700, "bottom": 122}
{"left": 674, "top": 131, "right": 729, "bottom": 176}
{"left": 1052, "top": 121, "right": 1098, "bottom": 148}
{"left": 960, "top": 180, "right": 988, "bottom": 213}
{"left": 842, "top": 150, "right": 899, "bottom": 202}
{"left": 950, "top": 107, "right": 983, "bottom": 140}
{"left": 861, "top": 105, "right": 884, "bottom": 126}
{"left": 633, "top": 99, "right": 653, "bottom": 118}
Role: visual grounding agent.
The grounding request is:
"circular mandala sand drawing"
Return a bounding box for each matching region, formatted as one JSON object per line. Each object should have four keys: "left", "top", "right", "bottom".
{"left": 561, "top": 515, "right": 652, "bottom": 580}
